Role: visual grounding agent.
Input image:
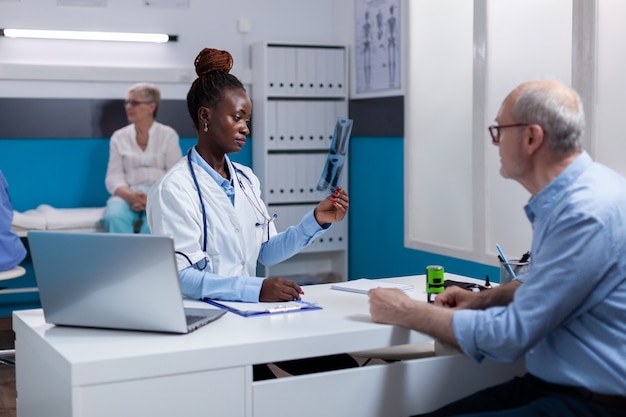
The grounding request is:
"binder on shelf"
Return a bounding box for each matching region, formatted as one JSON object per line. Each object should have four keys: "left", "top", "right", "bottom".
{"left": 283, "top": 47, "right": 297, "bottom": 96}
{"left": 204, "top": 299, "right": 322, "bottom": 317}
{"left": 267, "top": 47, "right": 281, "bottom": 95}
{"left": 316, "top": 48, "right": 328, "bottom": 96}
{"left": 329, "top": 48, "right": 346, "bottom": 95}
{"left": 267, "top": 100, "right": 278, "bottom": 145}
{"left": 310, "top": 102, "right": 324, "bottom": 144}
{"left": 296, "top": 48, "right": 315, "bottom": 96}
{"left": 294, "top": 153, "right": 304, "bottom": 198}
{"left": 285, "top": 100, "right": 297, "bottom": 144}
{"left": 287, "top": 154, "right": 297, "bottom": 198}
{"left": 295, "top": 101, "right": 307, "bottom": 145}
{"left": 275, "top": 101, "right": 288, "bottom": 147}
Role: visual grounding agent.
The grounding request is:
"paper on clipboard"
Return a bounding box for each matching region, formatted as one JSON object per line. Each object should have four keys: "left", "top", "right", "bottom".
{"left": 316, "top": 117, "right": 353, "bottom": 193}
{"left": 203, "top": 299, "right": 322, "bottom": 317}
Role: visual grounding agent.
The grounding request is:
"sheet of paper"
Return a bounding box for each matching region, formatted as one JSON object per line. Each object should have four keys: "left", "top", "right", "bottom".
{"left": 330, "top": 279, "right": 414, "bottom": 294}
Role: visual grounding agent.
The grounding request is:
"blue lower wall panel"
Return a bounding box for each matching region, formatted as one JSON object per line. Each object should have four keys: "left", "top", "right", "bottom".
{"left": 0, "top": 136, "right": 250, "bottom": 316}
{"left": 347, "top": 136, "right": 498, "bottom": 282}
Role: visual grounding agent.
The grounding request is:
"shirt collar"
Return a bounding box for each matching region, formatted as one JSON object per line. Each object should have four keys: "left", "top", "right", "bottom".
{"left": 524, "top": 151, "right": 592, "bottom": 222}
{"left": 189, "top": 147, "right": 233, "bottom": 188}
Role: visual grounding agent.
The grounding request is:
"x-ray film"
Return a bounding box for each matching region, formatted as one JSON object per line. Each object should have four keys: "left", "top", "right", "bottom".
{"left": 316, "top": 117, "right": 353, "bottom": 193}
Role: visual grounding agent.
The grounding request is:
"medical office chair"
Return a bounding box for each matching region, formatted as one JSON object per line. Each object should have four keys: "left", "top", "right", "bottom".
{"left": 0, "top": 265, "right": 27, "bottom": 366}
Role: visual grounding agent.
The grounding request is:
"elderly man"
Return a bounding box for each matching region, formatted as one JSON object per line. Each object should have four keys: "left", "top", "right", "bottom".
{"left": 369, "top": 80, "right": 626, "bottom": 417}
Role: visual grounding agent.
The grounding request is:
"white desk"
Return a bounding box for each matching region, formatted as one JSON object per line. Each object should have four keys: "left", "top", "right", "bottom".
{"left": 13, "top": 274, "right": 525, "bottom": 417}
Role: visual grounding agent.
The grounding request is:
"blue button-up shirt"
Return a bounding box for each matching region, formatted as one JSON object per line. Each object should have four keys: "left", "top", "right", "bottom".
{"left": 454, "top": 152, "right": 626, "bottom": 395}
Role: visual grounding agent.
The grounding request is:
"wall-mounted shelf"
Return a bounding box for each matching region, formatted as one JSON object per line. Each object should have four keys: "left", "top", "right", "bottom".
{"left": 251, "top": 41, "right": 349, "bottom": 284}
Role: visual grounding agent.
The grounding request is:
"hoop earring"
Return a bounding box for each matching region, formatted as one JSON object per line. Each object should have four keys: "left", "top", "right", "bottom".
{"left": 203, "top": 123, "right": 209, "bottom": 133}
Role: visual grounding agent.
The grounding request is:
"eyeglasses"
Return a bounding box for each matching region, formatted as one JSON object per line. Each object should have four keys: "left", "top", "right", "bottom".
{"left": 488, "top": 123, "right": 529, "bottom": 144}
{"left": 124, "top": 100, "right": 152, "bottom": 107}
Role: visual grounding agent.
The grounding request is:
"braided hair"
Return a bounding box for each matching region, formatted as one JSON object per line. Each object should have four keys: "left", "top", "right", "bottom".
{"left": 186, "top": 48, "right": 245, "bottom": 130}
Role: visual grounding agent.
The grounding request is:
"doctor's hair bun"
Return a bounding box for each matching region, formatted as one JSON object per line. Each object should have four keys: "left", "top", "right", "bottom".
{"left": 194, "top": 48, "right": 234, "bottom": 77}
{"left": 186, "top": 47, "right": 244, "bottom": 130}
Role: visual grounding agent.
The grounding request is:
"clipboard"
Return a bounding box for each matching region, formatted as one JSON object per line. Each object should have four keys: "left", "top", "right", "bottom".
{"left": 203, "top": 299, "right": 322, "bottom": 317}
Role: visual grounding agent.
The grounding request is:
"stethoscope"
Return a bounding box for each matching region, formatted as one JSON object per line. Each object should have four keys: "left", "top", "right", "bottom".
{"left": 179, "top": 148, "right": 276, "bottom": 270}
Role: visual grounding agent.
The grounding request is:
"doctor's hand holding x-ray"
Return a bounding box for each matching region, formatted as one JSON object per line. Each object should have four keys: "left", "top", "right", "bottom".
{"left": 147, "top": 47, "right": 349, "bottom": 303}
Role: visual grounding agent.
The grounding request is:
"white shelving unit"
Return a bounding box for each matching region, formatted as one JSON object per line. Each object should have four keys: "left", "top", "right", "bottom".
{"left": 251, "top": 41, "right": 349, "bottom": 284}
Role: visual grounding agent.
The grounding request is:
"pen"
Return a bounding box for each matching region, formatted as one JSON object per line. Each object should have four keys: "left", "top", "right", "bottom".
{"left": 295, "top": 300, "right": 319, "bottom": 307}
{"left": 496, "top": 244, "right": 516, "bottom": 279}
{"left": 267, "top": 305, "right": 302, "bottom": 313}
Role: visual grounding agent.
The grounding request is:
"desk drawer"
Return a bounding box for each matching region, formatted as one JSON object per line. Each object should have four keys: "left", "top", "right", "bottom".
{"left": 253, "top": 355, "right": 525, "bottom": 417}
{"left": 77, "top": 367, "right": 246, "bottom": 417}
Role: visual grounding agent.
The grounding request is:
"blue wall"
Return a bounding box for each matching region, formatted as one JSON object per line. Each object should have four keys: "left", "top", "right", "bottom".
{"left": 0, "top": 135, "right": 497, "bottom": 316}
{"left": 1, "top": 138, "right": 218, "bottom": 212}
{"left": 348, "top": 136, "right": 498, "bottom": 281}
{"left": 0, "top": 137, "right": 247, "bottom": 316}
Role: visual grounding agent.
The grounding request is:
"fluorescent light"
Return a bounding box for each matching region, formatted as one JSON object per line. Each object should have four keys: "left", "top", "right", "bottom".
{"left": 0, "top": 29, "right": 177, "bottom": 43}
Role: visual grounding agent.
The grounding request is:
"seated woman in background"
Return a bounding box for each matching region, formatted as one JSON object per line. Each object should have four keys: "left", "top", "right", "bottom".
{"left": 0, "top": 169, "right": 26, "bottom": 272}
{"left": 101, "top": 82, "right": 182, "bottom": 234}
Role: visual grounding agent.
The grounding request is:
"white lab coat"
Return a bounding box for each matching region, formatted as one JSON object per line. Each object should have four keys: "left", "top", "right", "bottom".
{"left": 147, "top": 156, "right": 276, "bottom": 276}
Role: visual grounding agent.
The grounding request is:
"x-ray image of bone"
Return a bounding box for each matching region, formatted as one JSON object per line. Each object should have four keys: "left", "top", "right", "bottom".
{"left": 317, "top": 117, "right": 353, "bottom": 192}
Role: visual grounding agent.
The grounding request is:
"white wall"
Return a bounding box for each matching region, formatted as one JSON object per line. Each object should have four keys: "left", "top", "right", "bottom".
{"left": 405, "top": 0, "right": 574, "bottom": 266}
{"left": 406, "top": 0, "right": 626, "bottom": 267}
{"left": 0, "top": 0, "right": 354, "bottom": 99}
{"left": 404, "top": 0, "right": 475, "bottom": 255}
{"left": 595, "top": 0, "right": 626, "bottom": 178}
{"left": 484, "top": 0, "right": 572, "bottom": 263}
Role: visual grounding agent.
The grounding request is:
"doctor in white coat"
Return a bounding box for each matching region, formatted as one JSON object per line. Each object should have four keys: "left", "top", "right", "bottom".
{"left": 148, "top": 47, "right": 357, "bottom": 380}
{"left": 147, "top": 47, "right": 350, "bottom": 304}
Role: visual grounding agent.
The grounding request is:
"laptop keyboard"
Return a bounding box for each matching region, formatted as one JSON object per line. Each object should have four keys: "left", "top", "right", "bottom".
{"left": 184, "top": 309, "right": 226, "bottom": 331}
{"left": 186, "top": 314, "right": 206, "bottom": 326}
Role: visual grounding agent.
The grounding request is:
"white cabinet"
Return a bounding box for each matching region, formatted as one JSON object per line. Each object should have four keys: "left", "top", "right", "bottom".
{"left": 251, "top": 42, "right": 349, "bottom": 283}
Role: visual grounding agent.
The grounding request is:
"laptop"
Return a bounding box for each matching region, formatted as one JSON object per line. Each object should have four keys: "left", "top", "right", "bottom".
{"left": 28, "top": 231, "right": 226, "bottom": 334}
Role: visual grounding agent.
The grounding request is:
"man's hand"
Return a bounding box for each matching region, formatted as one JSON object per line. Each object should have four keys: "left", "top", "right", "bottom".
{"left": 368, "top": 288, "right": 414, "bottom": 327}
{"left": 434, "top": 286, "right": 482, "bottom": 309}
{"left": 369, "top": 287, "right": 459, "bottom": 346}
{"left": 435, "top": 280, "right": 522, "bottom": 310}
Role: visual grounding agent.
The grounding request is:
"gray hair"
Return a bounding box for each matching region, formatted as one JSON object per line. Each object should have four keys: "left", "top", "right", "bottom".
{"left": 511, "top": 81, "right": 585, "bottom": 158}
{"left": 128, "top": 82, "right": 161, "bottom": 118}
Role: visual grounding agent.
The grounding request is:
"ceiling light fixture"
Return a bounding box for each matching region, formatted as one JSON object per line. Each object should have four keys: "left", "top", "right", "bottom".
{"left": 0, "top": 28, "right": 178, "bottom": 43}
